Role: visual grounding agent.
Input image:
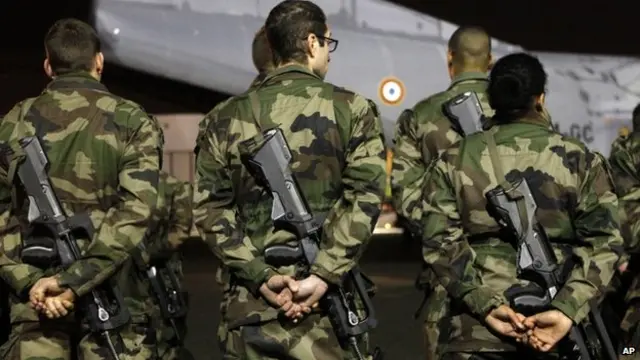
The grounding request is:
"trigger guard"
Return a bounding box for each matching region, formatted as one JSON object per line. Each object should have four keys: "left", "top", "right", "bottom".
{"left": 506, "top": 284, "right": 551, "bottom": 315}
{"left": 512, "top": 293, "right": 549, "bottom": 308}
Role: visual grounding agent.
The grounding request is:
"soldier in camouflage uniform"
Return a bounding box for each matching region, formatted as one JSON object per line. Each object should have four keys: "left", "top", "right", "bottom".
{"left": 608, "top": 104, "right": 640, "bottom": 351}
{"left": 193, "top": 1, "right": 387, "bottom": 359}
{"left": 421, "top": 52, "right": 622, "bottom": 359}
{"left": 391, "top": 26, "right": 494, "bottom": 359}
{"left": 0, "top": 19, "right": 163, "bottom": 359}
{"left": 148, "top": 173, "right": 199, "bottom": 360}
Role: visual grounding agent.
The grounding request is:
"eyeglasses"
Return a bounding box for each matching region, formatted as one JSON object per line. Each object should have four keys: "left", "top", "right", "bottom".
{"left": 316, "top": 35, "right": 339, "bottom": 53}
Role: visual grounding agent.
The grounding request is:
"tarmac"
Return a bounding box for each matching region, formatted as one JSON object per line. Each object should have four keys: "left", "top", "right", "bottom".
{"left": 180, "top": 234, "right": 426, "bottom": 360}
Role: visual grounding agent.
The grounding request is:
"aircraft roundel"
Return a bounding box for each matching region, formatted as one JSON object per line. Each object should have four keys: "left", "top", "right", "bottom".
{"left": 378, "top": 77, "right": 406, "bottom": 106}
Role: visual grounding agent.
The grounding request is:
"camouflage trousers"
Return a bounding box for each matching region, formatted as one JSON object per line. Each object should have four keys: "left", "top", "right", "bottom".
{"left": 621, "top": 275, "right": 640, "bottom": 333}
{"left": 157, "top": 346, "right": 194, "bottom": 360}
{"left": 620, "top": 302, "right": 640, "bottom": 360}
{"left": 441, "top": 352, "right": 559, "bottom": 360}
{"left": 0, "top": 320, "right": 158, "bottom": 360}
{"left": 421, "top": 285, "right": 448, "bottom": 360}
{"left": 218, "top": 313, "right": 371, "bottom": 360}
{"left": 156, "top": 317, "right": 193, "bottom": 360}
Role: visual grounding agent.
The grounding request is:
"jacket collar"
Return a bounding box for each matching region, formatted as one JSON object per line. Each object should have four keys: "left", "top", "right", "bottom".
{"left": 46, "top": 72, "right": 108, "bottom": 93}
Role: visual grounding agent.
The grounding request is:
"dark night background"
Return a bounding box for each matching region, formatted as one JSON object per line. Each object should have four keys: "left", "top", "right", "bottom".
{"left": 1, "top": 1, "right": 638, "bottom": 115}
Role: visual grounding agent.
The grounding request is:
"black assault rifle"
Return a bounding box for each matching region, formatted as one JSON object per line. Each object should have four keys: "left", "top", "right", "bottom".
{"left": 486, "top": 174, "right": 618, "bottom": 359}
{"left": 143, "top": 257, "right": 188, "bottom": 344}
{"left": 133, "top": 212, "right": 188, "bottom": 345}
{"left": 1, "top": 136, "right": 130, "bottom": 360}
{"left": 449, "top": 92, "right": 618, "bottom": 359}
{"left": 239, "top": 127, "right": 382, "bottom": 360}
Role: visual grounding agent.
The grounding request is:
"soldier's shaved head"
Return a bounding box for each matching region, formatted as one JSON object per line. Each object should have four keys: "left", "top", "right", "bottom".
{"left": 252, "top": 26, "right": 274, "bottom": 74}
{"left": 446, "top": 26, "right": 492, "bottom": 77}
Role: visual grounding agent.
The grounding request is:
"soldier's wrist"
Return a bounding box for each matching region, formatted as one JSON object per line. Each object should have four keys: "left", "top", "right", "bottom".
{"left": 550, "top": 298, "right": 580, "bottom": 324}
{"left": 309, "top": 252, "right": 343, "bottom": 286}
{"left": 462, "top": 287, "right": 505, "bottom": 320}
{"left": 246, "top": 267, "right": 278, "bottom": 297}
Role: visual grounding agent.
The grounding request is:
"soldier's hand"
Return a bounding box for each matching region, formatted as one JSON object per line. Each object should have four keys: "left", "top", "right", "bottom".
{"left": 42, "top": 290, "right": 75, "bottom": 319}
{"left": 292, "top": 274, "right": 328, "bottom": 311}
{"left": 259, "top": 275, "right": 309, "bottom": 318}
{"left": 618, "top": 261, "right": 628, "bottom": 274}
{"left": 29, "top": 276, "right": 64, "bottom": 307}
{"left": 523, "top": 309, "right": 573, "bottom": 352}
{"left": 484, "top": 304, "right": 527, "bottom": 340}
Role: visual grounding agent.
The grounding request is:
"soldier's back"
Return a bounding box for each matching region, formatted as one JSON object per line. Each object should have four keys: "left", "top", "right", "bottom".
{"left": 610, "top": 131, "right": 640, "bottom": 194}
{"left": 0, "top": 73, "right": 162, "bottom": 323}
{"left": 392, "top": 72, "right": 491, "bottom": 232}
{"left": 449, "top": 115, "right": 598, "bottom": 238}
{"left": 427, "top": 113, "right": 620, "bottom": 351}
{"left": 0, "top": 73, "right": 157, "bottom": 219}
{"left": 405, "top": 72, "right": 492, "bottom": 164}
{"left": 213, "top": 65, "right": 371, "bottom": 244}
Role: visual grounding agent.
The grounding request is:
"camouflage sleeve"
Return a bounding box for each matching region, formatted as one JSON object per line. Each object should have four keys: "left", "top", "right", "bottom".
{"left": 391, "top": 109, "right": 426, "bottom": 234}
{"left": 550, "top": 153, "right": 622, "bottom": 324}
{"left": 422, "top": 158, "right": 507, "bottom": 320}
{"left": 169, "top": 181, "right": 200, "bottom": 249}
{"left": 609, "top": 141, "right": 640, "bottom": 254}
{"left": 310, "top": 98, "right": 387, "bottom": 285}
{"left": 0, "top": 103, "right": 46, "bottom": 294}
{"left": 56, "top": 103, "right": 162, "bottom": 297}
{"left": 0, "top": 188, "right": 45, "bottom": 295}
{"left": 193, "top": 111, "right": 271, "bottom": 295}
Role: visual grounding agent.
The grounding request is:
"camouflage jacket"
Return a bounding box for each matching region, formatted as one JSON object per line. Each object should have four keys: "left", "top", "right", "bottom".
{"left": 609, "top": 131, "right": 640, "bottom": 255}
{"left": 196, "top": 73, "right": 267, "bottom": 139}
{"left": 147, "top": 173, "right": 197, "bottom": 341}
{"left": 193, "top": 64, "right": 387, "bottom": 328}
{"left": 422, "top": 113, "right": 623, "bottom": 352}
{"left": 392, "top": 72, "right": 492, "bottom": 235}
{"left": 608, "top": 130, "right": 640, "bottom": 327}
{"left": 0, "top": 73, "right": 163, "bottom": 323}
{"left": 143, "top": 172, "right": 198, "bottom": 265}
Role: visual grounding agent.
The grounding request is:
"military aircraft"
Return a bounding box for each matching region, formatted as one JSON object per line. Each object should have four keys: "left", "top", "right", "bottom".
{"left": 94, "top": 0, "right": 640, "bottom": 233}
{"left": 94, "top": 0, "right": 640, "bottom": 156}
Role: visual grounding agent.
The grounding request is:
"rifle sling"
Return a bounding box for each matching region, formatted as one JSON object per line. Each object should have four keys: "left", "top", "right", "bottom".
{"left": 483, "top": 128, "right": 530, "bottom": 243}
{"left": 249, "top": 91, "right": 263, "bottom": 132}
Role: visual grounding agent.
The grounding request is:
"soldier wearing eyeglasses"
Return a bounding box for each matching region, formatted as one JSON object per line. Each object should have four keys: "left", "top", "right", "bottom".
{"left": 193, "top": 1, "right": 386, "bottom": 359}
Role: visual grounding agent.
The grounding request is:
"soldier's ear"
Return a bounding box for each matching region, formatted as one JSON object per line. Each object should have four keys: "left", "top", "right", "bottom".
{"left": 537, "top": 93, "right": 546, "bottom": 106}
{"left": 43, "top": 58, "right": 54, "bottom": 79}
{"left": 95, "top": 52, "right": 105, "bottom": 75}
{"left": 446, "top": 50, "right": 454, "bottom": 79}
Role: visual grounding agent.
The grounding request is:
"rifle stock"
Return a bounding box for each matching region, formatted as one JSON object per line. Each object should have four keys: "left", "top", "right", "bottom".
{"left": 240, "top": 127, "right": 382, "bottom": 360}
{"left": 443, "top": 91, "right": 486, "bottom": 136}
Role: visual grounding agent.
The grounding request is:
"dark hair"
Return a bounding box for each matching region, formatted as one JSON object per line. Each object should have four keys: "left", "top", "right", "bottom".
{"left": 632, "top": 103, "right": 640, "bottom": 130}
{"left": 252, "top": 26, "right": 274, "bottom": 73}
{"left": 448, "top": 26, "right": 491, "bottom": 69}
{"left": 44, "top": 18, "right": 101, "bottom": 75}
{"left": 488, "top": 52, "right": 547, "bottom": 115}
{"left": 265, "top": 0, "right": 327, "bottom": 65}
{"left": 633, "top": 103, "right": 640, "bottom": 121}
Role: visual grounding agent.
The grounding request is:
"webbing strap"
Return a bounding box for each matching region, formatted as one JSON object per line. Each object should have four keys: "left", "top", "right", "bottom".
{"left": 483, "top": 128, "right": 529, "bottom": 240}
{"left": 248, "top": 92, "right": 262, "bottom": 131}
